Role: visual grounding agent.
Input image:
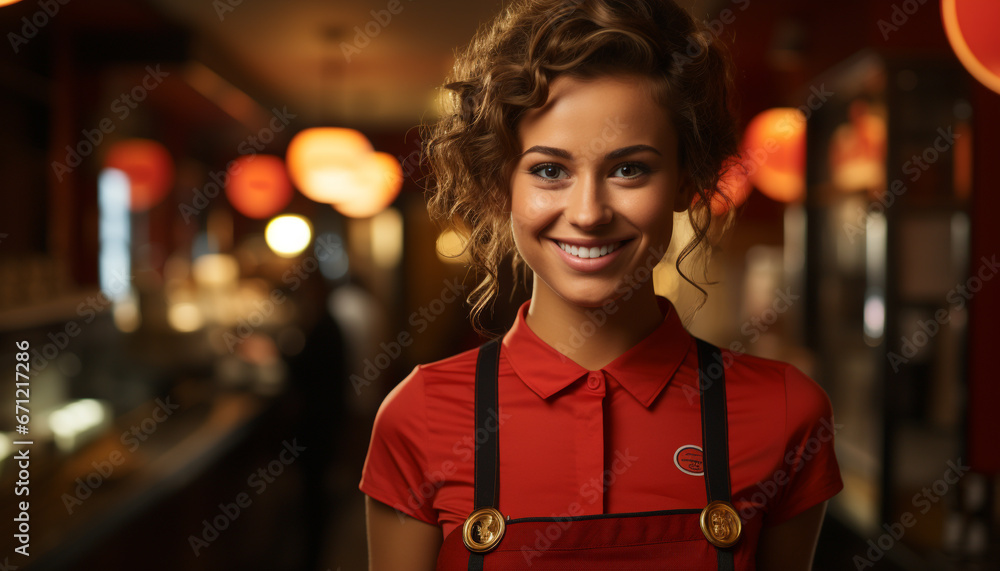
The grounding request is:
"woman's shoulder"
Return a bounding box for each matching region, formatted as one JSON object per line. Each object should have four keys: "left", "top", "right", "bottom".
{"left": 399, "top": 343, "right": 486, "bottom": 396}
{"left": 416, "top": 343, "right": 485, "bottom": 377}
{"left": 720, "top": 347, "right": 832, "bottom": 416}
{"left": 722, "top": 347, "right": 836, "bottom": 435}
{"left": 374, "top": 343, "right": 484, "bottom": 421}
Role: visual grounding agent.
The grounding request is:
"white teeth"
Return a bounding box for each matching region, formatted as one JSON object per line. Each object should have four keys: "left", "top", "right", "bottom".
{"left": 557, "top": 241, "right": 620, "bottom": 259}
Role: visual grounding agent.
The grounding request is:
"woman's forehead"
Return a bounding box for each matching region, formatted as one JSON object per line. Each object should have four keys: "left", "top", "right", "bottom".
{"left": 515, "top": 73, "right": 677, "bottom": 156}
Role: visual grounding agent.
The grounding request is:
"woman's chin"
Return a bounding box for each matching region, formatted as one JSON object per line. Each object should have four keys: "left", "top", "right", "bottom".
{"left": 551, "top": 285, "right": 625, "bottom": 310}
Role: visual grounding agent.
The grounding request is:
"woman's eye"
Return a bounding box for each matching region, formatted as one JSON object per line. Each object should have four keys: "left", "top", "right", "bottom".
{"left": 612, "top": 162, "right": 648, "bottom": 179}
{"left": 529, "top": 163, "right": 567, "bottom": 180}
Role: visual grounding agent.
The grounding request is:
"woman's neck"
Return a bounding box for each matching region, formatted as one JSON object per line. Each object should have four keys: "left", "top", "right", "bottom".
{"left": 524, "top": 276, "right": 665, "bottom": 371}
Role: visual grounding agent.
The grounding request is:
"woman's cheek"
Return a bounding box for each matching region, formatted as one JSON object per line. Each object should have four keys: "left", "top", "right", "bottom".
{"left": 523, "top": 190, "right": 558, "bottom": 221}
{"left": 512, "top": 182, "right": 558, "bottom": 226}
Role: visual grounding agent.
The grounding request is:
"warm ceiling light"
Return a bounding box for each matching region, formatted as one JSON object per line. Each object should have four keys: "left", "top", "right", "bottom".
{"left": 167, "top": 302, "right": 203, "bottom": 333}
{"left": 332, "top": 152, "right": 403, "bottom": 218}
{"left": 741, "top": 108, "right": 806, "bottom": 203}
{"left": 265, "top": 214, "right": 312, "bottom": 257}
{"left": 436, "top": 229, "right": 471, "bottom": 264}
{"left": 104, "top": 139, "right": 175, "bottom": 211}
{"left": 193, "top": 253, "right": 239, "bottom": 287}
{"left": 370, "top": 207, "right": 403, "bottom": 269}
{"left": 942, "top": 0, "right": 1000, "bottom": 94}
{"left": 286, "top": 127, "right": 373, "bottom": 203}
{"left": 225, "top": 154, "right": 293, "bottom": 219}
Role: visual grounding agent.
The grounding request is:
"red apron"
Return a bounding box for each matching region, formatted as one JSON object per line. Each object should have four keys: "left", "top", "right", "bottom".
{"left": 436, "top": 338, "right": 760, "bottom": 570}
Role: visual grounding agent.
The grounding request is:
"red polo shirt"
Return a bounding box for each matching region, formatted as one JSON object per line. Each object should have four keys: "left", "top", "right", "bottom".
{"left": 360, "top": 295, "right": 843, "bottom": 540}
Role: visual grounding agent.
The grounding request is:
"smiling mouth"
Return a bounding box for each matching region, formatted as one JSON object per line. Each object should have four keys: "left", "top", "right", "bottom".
{"left": 554, "top": 240, "right": 628, "bottom": 260}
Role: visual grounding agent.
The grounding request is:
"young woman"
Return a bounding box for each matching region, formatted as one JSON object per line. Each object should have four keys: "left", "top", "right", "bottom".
{"left": 360, "top": 0, "right": 843, "bottom": 569}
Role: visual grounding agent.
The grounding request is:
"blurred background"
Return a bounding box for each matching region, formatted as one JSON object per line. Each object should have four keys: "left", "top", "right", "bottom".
{"left": 0, "top": 0, "right": 997, "bottom": 569}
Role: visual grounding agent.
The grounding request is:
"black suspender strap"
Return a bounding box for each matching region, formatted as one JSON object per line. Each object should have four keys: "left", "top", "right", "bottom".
{"left": 696, "top": 337, "right": 735, "bottom": 571}
{"left": 697, "top": 337, "right": 731, "bottom": 504}
{"left": 469, "top": 337, "right": 501, "bottom": 571}
{"left": 473, "top": 337, "right": 501, "bottom": 509}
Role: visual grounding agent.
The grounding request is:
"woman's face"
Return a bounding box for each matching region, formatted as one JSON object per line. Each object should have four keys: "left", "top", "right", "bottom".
{"left": 509, "top": 72, "right": 688, "bottom": 309}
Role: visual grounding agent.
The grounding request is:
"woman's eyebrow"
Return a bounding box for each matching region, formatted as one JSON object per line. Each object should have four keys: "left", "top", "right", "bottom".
{"left": 606, "top": 144, "right": 662, "bottom": 160}
{"left": 519, "top": 145, "right": 571, "bottom": 159}
{"left": 518, "top": 144, "right": 662, "bottom": 160}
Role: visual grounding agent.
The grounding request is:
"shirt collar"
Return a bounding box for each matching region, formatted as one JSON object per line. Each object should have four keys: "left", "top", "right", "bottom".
{"left": 501, "top": 295, "right": 693, "bottom": 408}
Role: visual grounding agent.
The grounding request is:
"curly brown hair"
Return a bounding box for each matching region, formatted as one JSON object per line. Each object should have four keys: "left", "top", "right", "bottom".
{"left": 421, "top": 0, "right": 741, "bottom": 336}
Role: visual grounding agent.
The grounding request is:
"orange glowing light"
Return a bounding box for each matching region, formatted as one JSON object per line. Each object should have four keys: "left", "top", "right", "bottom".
{"left": 741, "top": 108, "right": 805, "bottom": 203}
{"left": 828, "top": 100, "right": 887, "bottom": 194}
{"left": 333, "top": 152, "right": 404, "bottom": 218}
{"left": 224, "top": 155, "right": 293, "bottom": 219}
{"left": 943, "top": 0, "right": 1000, "bottom": 95}
{"left": 696, "top": 156, "right": 752, "bottom": 216}
{"left": 286, "top": 128, "right": 374, "bottom": 203}
{"left": 105, "top": 139, "right": 175, "bottom": 211}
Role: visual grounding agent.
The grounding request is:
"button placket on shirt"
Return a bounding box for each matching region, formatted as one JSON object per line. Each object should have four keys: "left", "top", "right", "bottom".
{"left": 586, "top": 370, "right": 604, "bottom": 391}
{"left": 575, "top": 370, "right": 607, "bottom": 515}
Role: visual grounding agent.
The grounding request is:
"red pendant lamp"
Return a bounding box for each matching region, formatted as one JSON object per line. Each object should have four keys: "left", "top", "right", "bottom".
{"left": 225, "top": 154, "right": 293, "bottom": 219}
{"left": 943, "top": 0, "right": 1000, "bottom": 94}
{"left": 104, "top": 139, "right": 175, "bottom": 211}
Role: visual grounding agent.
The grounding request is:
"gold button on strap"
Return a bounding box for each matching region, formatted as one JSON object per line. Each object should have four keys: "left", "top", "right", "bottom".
{"left": 700, "top": 500, "right": 742, "bottom": 548}
{"left": 462, "top": 507, "right": 506, "bottom": 553}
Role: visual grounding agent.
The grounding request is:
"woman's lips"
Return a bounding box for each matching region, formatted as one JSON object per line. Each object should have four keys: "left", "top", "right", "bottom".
{"left": 555, "top": 240, "right": 622, "bottom": 259}
{"left": 548, "top": 238, "right": 631, "bottom": 272}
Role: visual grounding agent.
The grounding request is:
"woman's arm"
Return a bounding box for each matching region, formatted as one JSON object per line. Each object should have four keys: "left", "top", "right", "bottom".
{"left": 366, "top": 494, "right": 443, "bottom": 571}
{"left": 755, "top": 500, "right": 828, "bottom": 571}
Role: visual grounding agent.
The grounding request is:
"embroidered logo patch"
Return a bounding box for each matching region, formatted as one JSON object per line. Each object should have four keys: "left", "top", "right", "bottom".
{"left": 673, "top": 445, "right": 704, "bottom": 476}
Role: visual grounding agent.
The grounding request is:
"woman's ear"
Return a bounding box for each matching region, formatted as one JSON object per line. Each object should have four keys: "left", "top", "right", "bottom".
{"left": 673, "top": 171, "right": 695, "bottom": 213}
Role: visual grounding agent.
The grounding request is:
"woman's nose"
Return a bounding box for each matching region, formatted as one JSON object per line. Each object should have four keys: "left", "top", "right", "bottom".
{"left": 565, "top": 175, "right": 612, "bottom": 229}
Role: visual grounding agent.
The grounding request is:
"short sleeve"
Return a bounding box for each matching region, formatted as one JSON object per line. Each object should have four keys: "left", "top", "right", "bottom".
{"left": 764, "top": 365, "right": 844, "bottom": 526}
{"left": 359, "top": 365, "right": 438, "bottom": 525}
